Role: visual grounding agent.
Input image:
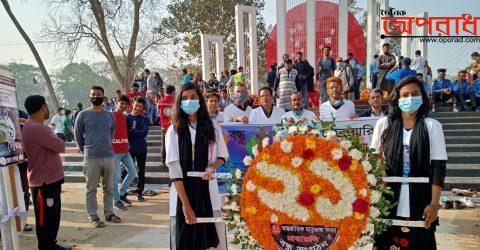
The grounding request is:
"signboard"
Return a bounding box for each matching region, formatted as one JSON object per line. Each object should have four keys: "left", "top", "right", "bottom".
{"left": 331, "top": 117, "right": 379, "bottom": 146}
{"left": 271, "top": 224, "right": 339, "bottom": 250}
{"left": 218, "top": 123, "right": 274, "bottom": 174}
{"left": 0, "top": 75, "right": 23, "bottom": 167}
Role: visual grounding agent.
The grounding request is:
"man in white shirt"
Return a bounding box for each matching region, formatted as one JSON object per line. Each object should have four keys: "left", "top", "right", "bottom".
{"left": 223, "top": 84, "right": 252, "bottom": 123}
{"left": 319, "top": 77, "right": 356, "bottom": 121}
{"left": 411, "top": 50, "right": 426, "bottom": 76}
{"left": 281, "top": 92, "right": 317, "bottom": 123}
{"left": 50, "top": 107, "right": 65, "bottom": 140}
{"left": 249, "top": 87, "right": 285, "bottom": 124}
{"left": 206, "top": 92, "right": 225, "bottom": 124}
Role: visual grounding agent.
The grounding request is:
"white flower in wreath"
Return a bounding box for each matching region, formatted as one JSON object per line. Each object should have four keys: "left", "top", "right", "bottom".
{"left": 325, "top": 130, "right": 336, "bottom": 140}
{"left": 262, "top": 137, "right": 270, "bottom": 148}
{"left": 274, "top": 130, "right": 283, "bottom": 142}
{"left": 359, "top": 188, "right": 367, "bottom": 197}
{"left": 362, "top": 160, "right": 372, "bottom": 172}
{"left": 299, "top": 125, "right": 308, "bottom": 133}
{"left": 331, "top": 148, "right": 343, "bottom": 160}
{"left": 234, "top": 214, "right": 241, "bottom": 223}
{"left": 288, "top": 125, "right": 298, "bottom": 134}
{"left": 367, "top": 174, "right": 377, "bottom": 186}
{"left": 348, "top": 148, "right": 363, "bottom": 161}
{"left": 231, "top": 184, "right": 238, "bottom": 195}
{"left": 235, "top": 168, "right": 242, "bottom": 179}
{"left": 271, "top": 213, "right": 279, "bottom": 223}
{"left": 280, "top": 140, "right": 293, "bottom": 153}
{"left": 291, "top": 157, "right": 303, "bottom": 168}
{"left": 310, "top": 129, "right": 320, "bottom": 136}
{"left": 370, "top": 207, "right": 381, "bottom": 218}
{"left": 252, "top": 144, "right": 259, "bottom": 156}
{"left": 370, "top": 190, "right": 382, "bottom": 204}
{"left": 339, "top": 139, "right": 352, "bottom": 149}
{"left": 230, "top": 201, "right": 240, "bottom": 211}
{"left": 246, "top": 181, "right": 256, "bottom": 191}
{"left": 243, "top": 156, "right": 253, "bottom": 166}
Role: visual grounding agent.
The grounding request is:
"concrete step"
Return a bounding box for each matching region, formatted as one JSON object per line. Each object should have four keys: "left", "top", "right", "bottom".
{"left": 447, "top": 152, "right": 480, "bottom": 164}
{"left": 445, "top": 136, "right": 480, "bottom": 144}
{"left": 62, "top": 161, "right": 167, "bottom": 172}
{"left": 431, "top": 111, "right": 480, "bottom": 118}
{"left": 435, "top": 116, "right": 480, "bottom": 123}
{"left": 446, "top": 144, "right": 480, "bottom": 152}
{"left": 442, "top": 123, "right": 479, "bottom": 130}
{"left": 64, "top": 171, "right": 170, "bottom": 184}
{"left": 444, "top": 177, "right": 480, "bottom": 190}
{"left": 61, "top": 153, "right": 163, "bottom": 162}
{"left": 444, "top": 129, "right": 480, "bottom": 136}
{"left": 446, "top": 164, "right": 480, "bottom": 176}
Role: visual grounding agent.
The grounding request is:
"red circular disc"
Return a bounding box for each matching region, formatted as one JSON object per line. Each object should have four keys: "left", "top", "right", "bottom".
{"left": 265, "top": 1, "right": 366, "bottom": 70}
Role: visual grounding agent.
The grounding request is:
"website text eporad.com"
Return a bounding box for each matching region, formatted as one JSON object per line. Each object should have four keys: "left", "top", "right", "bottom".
{"left": 418, "top": 36, "right": 480, "bottom": 43}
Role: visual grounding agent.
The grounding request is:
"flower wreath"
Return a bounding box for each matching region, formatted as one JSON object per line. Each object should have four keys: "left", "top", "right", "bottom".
{"left": 223, "top": 121, "right": 393, "bottom": 249}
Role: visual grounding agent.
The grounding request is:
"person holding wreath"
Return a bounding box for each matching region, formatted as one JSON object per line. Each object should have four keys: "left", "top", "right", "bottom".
{"left": 370, "top": 76, "right": 447, "bottom": 249}
{"left": 165, "top": 82, "right": 229, "bottom": 250}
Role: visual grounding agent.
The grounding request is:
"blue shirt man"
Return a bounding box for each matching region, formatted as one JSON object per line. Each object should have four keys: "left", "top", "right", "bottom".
{"left": 386, "top": 57, "right": 417, "bottom": 85}
{"left": 452, "top": 78, "right": 468, "bottom": 93}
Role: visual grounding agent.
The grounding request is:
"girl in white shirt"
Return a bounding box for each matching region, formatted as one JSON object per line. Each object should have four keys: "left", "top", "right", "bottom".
{"left": 165, "top": 83, "right": 229, "bottom": 250}
{"left": 370, "top": 76, "right": 447, "bottom": 249}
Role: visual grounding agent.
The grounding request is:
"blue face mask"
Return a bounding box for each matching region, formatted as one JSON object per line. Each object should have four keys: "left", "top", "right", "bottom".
{"left": 398, "top": 96, "right": 423, "bottom": 114}
{"left": 181, "top": 100, "right": 200, "bottom": 115}
{"left": 236, "top": 93, "right": 246, "bottom": 102}
{"left": 337, "top": 62, "right": 344, "bottom": 68}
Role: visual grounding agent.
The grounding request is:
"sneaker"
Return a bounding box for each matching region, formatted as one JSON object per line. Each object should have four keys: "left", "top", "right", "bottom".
{"left": 105, "top": 213, "right": 122, "bottom": 223}
{"left": 114, "top": 201, "right": 127, "bottom": 211}
{"left": 137, "top": 194, "right": 145, "bottom": 202}
{"left": 54, "top": 243, "right": 72, "bottom": 250}
{"left": 431, "top": 107, "right": 436, "bottom": 113}
{"left": 120, "top": 195, "right": 133, "bottom": 207}
{"left": 23, "top": 223, "right": 33, "bottom": 232}
{"left": 89, "top": 219, "right": 106, "bottom": 228}
{"left": 453, "top": 107, "right": 460, "bottom": 112}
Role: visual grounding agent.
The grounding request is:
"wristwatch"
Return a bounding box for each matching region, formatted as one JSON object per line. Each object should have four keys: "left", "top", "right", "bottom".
{"left": 429, "top": 204, "right": 441, "bottom": 211}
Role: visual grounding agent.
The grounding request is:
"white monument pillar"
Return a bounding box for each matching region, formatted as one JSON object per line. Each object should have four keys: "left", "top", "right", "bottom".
{"left": 338, "top": 0, "right": 349, "bottom": 58}
{"left": 306, "top": 0, "right": 316, "bottom": 66}
{"left": 401, "top": 37, "right": 412, "bottom": 58}
{"left": 276, "top": 0, "right": 287, "bottom": 64}
{"left": 235, "top": 5, "right": 259, "bottom": 94}
{"left": 200, "top": 34, "right": 224, "bottom": 80}
{"left": 366, "top": 0, "right": 377, "bottom": 88}
{"left": 378, "top": 0, "right": 390, "bottom": 52}
{"left": 417, "top": 11, "right": 429, "bottom": 61}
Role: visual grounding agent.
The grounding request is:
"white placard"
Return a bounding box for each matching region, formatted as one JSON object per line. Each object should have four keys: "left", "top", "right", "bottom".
{"left": 186, "top": 171, "right": 232, "bottom": 179}
{"left": 333, "top": 117, "right": 379, "bottom": 145}
{"left": 195, "top": 217, "right": 225, "bottom": 223}
{"left": 380, "top": 219, "right": 426, "bottom": 228}
{"left": 382, "top": 177, "right": 430, "bottom": 183}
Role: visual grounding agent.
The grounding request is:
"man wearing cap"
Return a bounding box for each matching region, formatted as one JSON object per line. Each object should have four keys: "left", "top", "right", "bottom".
{"left": 334, "top": 57, "right": 354, "bottom": 99}
{"left": 386, "top": 57, "right": 417, "bottom": 85}
{"left": 377, "top": 43, "right": 397, "bottom": 93}
{"left": 431, "top": 68, "right": 453, "bottom": 112}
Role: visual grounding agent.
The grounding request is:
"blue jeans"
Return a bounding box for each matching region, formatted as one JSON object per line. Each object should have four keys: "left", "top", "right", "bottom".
{"left": 319, "top": 76, "right": 329, "bottom": 102}
{"left": 300, "top": 84, "right": 308, "bottom": 108}
{"left": 353, "top": 78, "right": 361, "bottom": 100}
{"left": 371, "top": 73, "right": 378, "bottom": 89}
{"left": 113, "top": 153, "right": 136, "bottom": 202}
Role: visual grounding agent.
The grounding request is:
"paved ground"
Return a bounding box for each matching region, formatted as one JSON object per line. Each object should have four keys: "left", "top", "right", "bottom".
{"left": 1, "top": 183, "right": 479, "bottom": 249}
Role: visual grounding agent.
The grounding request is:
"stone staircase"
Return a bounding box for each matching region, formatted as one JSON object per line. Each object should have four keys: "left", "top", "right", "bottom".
{"left": 61, "top": 105, "right": 480, "bottom": 191}
{"left": 62, "top": 126, "right": 171, "bottom": 184}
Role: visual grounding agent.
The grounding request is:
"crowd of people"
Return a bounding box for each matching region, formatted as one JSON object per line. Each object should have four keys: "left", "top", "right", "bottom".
{"left": 15, "top": 46, "right": 480, "bottom": 250}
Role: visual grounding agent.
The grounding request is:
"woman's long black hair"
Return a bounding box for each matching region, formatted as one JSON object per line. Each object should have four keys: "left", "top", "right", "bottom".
{"left": 381, "top": 76, "right": 430, "bottom": 152}
{"left": 172, "top": 83, "right": 216, "bottom": 143}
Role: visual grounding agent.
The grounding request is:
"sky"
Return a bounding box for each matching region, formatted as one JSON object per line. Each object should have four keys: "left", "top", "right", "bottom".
{"left": 1, "top": 0, "right": 479, "bottom": 74}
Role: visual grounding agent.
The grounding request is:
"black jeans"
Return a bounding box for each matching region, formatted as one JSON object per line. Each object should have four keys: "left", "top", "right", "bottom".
{"left": 161, "top": 128, "right": 166, "bottom": 166}
{"left": 371, "top": 72, "right": 378, "bottom": 89}
{"left": 455, "top": 91, "right": 477, "bottom": 110}
{"left": 129, "top": 149, "right": 147, "bottom": 193}
{"left": 31, "top": 179, "right": 63, "bottom": 250}
{"left": 18, "top": 161, "right": 30, "bottom": 212}
{"left": 432, "top": 91, "right": 452, "bottom": 104}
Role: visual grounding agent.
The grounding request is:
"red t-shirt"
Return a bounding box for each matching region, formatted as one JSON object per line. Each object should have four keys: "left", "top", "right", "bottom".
{"left": 157, "top": 95, "right": 175, "bottom": 129}
{"left": 112, "top": 111, "right": 129, "bottom": 153}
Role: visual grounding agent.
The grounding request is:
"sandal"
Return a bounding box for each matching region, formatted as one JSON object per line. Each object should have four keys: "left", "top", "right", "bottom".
{"left": 105, "top": 213, "right": 122, "bottom": 223}
{"left": 441, "top": 200, "right": 453, "bottom": 209}
{"left": 452, "top": 188, "right": 478, "bottom": 197}
{"left": 89, "top": 219, "right": 106, "bottom": 228}
{"left": 143, "top": 190, "right": 158, "bottom": 196}
{"left": 453, "top": 200, "right": 467, "bottom": 210}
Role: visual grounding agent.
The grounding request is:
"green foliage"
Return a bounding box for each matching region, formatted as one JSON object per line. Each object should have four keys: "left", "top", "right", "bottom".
{"left": 54, "top": 63, "right": 118, "bottom": 108}
{"left": 8, "top": 63, "right": 51, "bottom": 109}
{"left": 160, "top": 0, "right": 269, "bottom": 79}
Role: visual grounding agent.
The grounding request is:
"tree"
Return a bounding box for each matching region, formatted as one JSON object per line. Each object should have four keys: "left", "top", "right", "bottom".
{"left": 8, "top": 63, "right": 52, "bottom": 108}
{"left": 1, "top": 0, "right": 59, "bottom": 110}
{"left": 160, "top": 0, "right": 269, "bottom": 76}
{"left": 55, "top": 63, "right": 118, "bottom": 108}
{"left": 43, "top": 0, "right": 166, "bottom": 91}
